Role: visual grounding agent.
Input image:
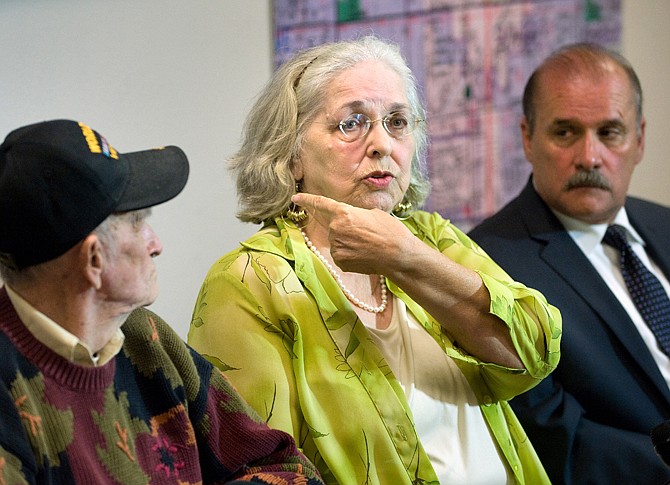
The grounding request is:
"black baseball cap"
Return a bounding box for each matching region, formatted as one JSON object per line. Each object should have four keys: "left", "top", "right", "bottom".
{"left": 0, "top": 119, "right": 189, "bottom": 269}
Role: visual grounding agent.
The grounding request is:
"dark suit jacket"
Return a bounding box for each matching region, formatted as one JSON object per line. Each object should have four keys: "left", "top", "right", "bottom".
{"left": 469, "top": 178, "right": 670, "bottom": 485}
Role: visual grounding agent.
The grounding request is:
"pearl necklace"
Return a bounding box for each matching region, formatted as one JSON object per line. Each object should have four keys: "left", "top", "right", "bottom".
{"left": 301, "top": 229, "right": 388, "bottom": 314}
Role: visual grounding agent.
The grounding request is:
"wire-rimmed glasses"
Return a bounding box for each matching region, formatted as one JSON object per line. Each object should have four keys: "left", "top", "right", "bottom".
{"left": 336, "top": 112, "right": 424, "bottom": 141}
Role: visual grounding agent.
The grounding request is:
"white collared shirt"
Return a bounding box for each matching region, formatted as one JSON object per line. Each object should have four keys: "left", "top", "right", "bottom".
{"left": 5, "top": 285, "right": 124, "bottom": 367}
{"left": 553, "top": 207, "right": 670, "bottom": 389}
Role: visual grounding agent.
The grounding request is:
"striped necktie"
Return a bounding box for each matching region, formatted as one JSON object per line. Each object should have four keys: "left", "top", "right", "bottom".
{"left": 603, "top": 224, "right": 670, "bottom": 356}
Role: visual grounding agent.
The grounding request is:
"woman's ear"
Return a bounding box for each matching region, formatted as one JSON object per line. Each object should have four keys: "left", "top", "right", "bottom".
{"left": 81, "top": 234, "right": 105, "bottom": 290}
{"left": 291, "top": 156, "right": 304, "bottom": 182}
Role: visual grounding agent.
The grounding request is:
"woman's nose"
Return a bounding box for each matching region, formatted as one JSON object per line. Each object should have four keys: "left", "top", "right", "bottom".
{"left": 366, "top": 120, "right": 393, "bottom": 158}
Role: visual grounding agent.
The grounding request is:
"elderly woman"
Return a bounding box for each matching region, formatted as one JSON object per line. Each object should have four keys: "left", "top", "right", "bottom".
{"left": 188, "top": 36, "right": 560, "bottom": 485}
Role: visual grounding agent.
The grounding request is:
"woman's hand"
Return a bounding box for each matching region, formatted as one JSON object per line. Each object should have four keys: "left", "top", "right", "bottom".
{"left": 291, "top": 193, "right": 415, "bottom": 276}
{"left": 292, "top": 193, "right": 524, "bottom": 369}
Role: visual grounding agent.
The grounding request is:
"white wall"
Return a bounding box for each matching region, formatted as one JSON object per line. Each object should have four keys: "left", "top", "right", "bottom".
{"left": 622, "top": 1, "right": 670, "bottom": 203}
{"left": 1, "top": 1, "right": 668, "bottom": 339}
{"left": 0, "top": 0, "right": 272, "bottom": 338}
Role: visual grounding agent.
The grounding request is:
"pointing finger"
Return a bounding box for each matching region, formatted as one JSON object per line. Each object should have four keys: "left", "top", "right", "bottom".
{"left": 291, "top": 193, "right": 342, "bottom": 219}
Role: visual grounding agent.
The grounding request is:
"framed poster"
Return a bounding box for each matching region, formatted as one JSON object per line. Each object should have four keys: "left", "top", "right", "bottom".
{"left": 274, "top": 0, "right": 621, "bottom": 228}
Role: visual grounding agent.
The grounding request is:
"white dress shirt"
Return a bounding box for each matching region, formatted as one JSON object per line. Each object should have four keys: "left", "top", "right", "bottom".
{"left": 553, "top": 207, "right": 670, "bottom": 390}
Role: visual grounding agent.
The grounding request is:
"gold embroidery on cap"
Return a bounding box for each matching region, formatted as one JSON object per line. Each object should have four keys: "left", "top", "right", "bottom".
{"left": 78, "top": 122, "right": 119, "bottom": 159}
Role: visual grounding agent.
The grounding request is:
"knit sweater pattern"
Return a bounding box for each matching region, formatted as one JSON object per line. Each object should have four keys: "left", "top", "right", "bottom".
{"left": 0, "top": 288, "right": 322, "bottom": 484}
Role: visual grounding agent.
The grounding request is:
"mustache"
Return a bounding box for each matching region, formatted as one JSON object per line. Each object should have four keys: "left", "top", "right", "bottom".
{"left": 564, "top": 170, "right": 611, "bottom": 191}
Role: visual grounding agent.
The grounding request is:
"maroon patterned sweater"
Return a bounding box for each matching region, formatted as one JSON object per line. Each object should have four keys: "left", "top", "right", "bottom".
{"left": 0, "top": 288, "right": 322, "bottom": 484}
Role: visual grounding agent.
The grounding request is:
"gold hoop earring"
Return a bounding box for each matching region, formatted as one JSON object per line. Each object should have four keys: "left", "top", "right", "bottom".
{"left": 287, "top": 180, "right": 308, "bottom": 223}
{"left": 287, "top": 205, "right": 308, "bottom": 223}
{"left": 392, "top": 200, "right": 413, "bottom": 220}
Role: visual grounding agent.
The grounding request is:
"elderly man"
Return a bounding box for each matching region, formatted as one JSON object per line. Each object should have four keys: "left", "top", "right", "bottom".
{"left": 469, "top": 43, "right": 670, "bottom": 484}
{"left": 0, "top": 119, "right": 322, "bottom": 484}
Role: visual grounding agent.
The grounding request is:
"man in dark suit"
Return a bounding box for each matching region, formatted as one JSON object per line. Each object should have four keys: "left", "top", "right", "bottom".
{"left": 469, "top": 43, "right": 670, "bottom": 484}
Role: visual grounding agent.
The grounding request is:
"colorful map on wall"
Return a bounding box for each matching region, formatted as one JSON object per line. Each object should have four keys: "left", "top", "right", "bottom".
{"left": 274, "top": 0, "right": 621, "bottom": 229}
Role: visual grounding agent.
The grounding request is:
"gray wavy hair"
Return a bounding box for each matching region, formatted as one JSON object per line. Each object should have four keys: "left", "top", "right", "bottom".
{"left": 229, "top": 35, "right": 430, "bottom": 224}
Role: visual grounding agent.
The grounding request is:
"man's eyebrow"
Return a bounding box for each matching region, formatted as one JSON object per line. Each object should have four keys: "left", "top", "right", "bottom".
{"left": 599, "top": 119, "right": 627, "bottom": 128}
{"left": 550, "top": 117, "right": 625, "bottom": 128}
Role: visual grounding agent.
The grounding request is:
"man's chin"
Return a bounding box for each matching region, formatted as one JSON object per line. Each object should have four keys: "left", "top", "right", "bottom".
{"left": 563, "top": 203, "right": 616, "bottom": 224}
{"left": 140, "top": 286, "right": 160, "bottom": 308}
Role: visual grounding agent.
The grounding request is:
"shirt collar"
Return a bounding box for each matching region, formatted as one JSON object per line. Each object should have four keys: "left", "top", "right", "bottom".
{"left": 4, "top": 285, "right": 124, "bottom": 367}
{"left": 551, "top": 206, "right": 645, "bottom": 255}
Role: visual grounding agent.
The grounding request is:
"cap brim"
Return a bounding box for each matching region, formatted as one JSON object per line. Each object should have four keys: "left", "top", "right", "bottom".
{"left": 115, "top": 145, "right": 189, "bottom": 212}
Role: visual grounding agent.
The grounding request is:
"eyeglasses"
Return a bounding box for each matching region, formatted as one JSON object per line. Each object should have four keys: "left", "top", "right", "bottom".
{"left": 336, "top": 112, "right": 424, "bottom": 141}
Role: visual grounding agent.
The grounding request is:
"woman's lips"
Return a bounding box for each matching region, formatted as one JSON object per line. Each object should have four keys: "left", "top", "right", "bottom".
{"left": 364, "top": 172, "right": 393, "bottom": 189}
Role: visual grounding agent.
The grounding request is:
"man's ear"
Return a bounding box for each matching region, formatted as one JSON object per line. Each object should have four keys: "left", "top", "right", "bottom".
{"left": 81, "top": 234, "right": 105, "bottom": 290}
{"left": 520, "top": 117, "right": 534, "bottom": 166}
{"left": 635, "top": 116, "right": 646, "bottom": 167}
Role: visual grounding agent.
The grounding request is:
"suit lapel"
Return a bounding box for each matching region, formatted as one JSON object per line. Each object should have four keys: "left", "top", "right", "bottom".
{"left": 520, "top": 183, "right": 670, "bottom": 402}
{"left": 628, "top": 199, "right": 670, "bottom": 278}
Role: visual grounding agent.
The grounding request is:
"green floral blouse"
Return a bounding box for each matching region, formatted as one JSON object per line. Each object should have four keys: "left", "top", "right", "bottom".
{"left": 188, "top": 211, "right": 561, "bottom": 484}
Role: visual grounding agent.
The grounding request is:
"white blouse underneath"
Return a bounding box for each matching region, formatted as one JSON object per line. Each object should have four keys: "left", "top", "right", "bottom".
{"left": 366, "top": 296, "right": 512, "bottom": 484}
